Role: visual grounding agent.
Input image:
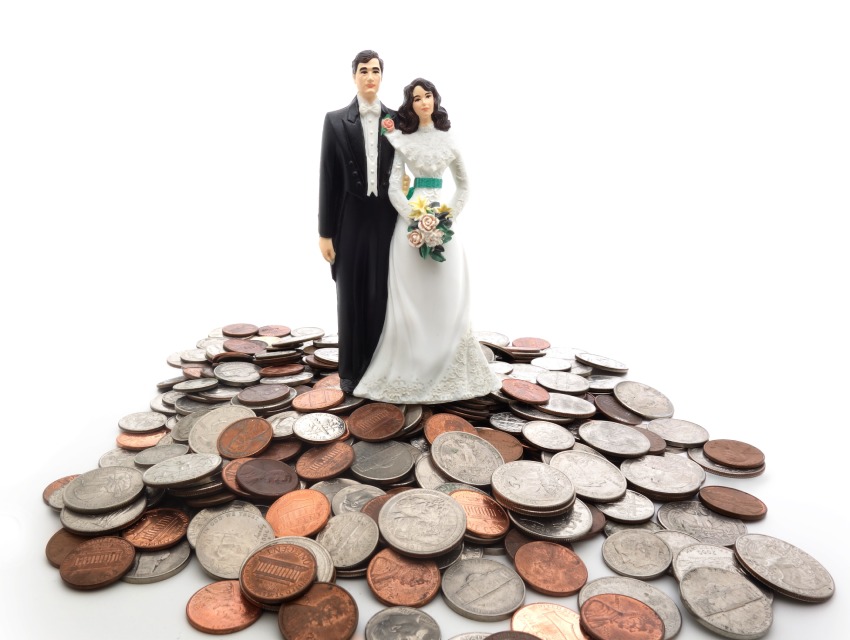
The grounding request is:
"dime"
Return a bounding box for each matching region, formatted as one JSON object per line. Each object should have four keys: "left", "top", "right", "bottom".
{"left": 514, "top": 541, "right": 588, "bottom": 596}
{"left": 62, "top": 466, "right": 145, "bottom": 514}
{"left": 431, "top": 431, "right": 504, "bottom": 487}
{"left": 123, "top": 539, "right": 192, "bottom": 584}
{"left": 578, "top": 421, "right": 651, "bottom": 458}
{"left": 646, "top": 417, "right": 709, "bottom": 448}
{"left": 121, "top": 508, "right": 189, "bottom": 550}
{"left": 601, "top": 529, "right": 672, "bottom": 579}
{"left": 187, "top": 580, "right": 262, "bottom": 634}
{"left": 614, "top": 381, "right": 674, "bottom": 419}
{"left": 277, "top": 582, "right": 358, "bottom": 640}
{"left": 266, "top": 489, "right": 331, "bottom": 537}
{"left": 442, "top": 558, "right": 526, "bottom": 621}
{"left": 379, "top": 488, "right": 467, "bottom": 558}
{"left": 522, "top": 420, "right": 576, "bottom": 452}
{"left": 292, "top": 412, "right": 346, "bottom": 443}
{"left": 620, "top": 453, "right": 705, "bottom": 500}
{"left": 549, "top": 450, "right": 627, "bottom": 503}
{"left": 240, "top": 542, "right": 316, "bottom": 605}
{"left": 348, "top": 402, "right": 405, "bottom": 441}
{"left": 364, "top": 606, "right": 440, "bottom": 640}
{"left": 702, "top": 439, "right": 765, "bottom": 469}
{"left": 195, "top": 509, "right": 275, "bottom": 579}
{"left": 698, "top": 485, "right": 767, "bottom": 521}
{"left": 734, "top": 533, "right": 835, "bottom": 602}
{"left": 511, "top": 602, "right": 588, "bottom": 640}
{"left": 580, "top": 594, "right": 664, "bottom": 640}
{"left": 657, "top": 501, "right": 747, "bottom": 547}
{"left": 143, "top": 453, "right": 222, "bottom": 488}
{"left": 366, "top": 548, "right": 441, "bottom": 607}
{"left": 351, "top": 440, "right": 416, "bottom": 485}
{"left": 594, "top": 490, "right": 655, "bottom": 524}
{"left": 578, "top": 577, "right": 681, "bottom": 640}
{"left": 680, "top": 567, "right": 772, "bottom": 639}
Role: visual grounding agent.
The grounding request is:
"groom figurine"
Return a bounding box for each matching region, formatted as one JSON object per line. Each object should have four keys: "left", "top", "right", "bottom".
{"left": 318, "top": 50, "right": 398, "bottom": 394}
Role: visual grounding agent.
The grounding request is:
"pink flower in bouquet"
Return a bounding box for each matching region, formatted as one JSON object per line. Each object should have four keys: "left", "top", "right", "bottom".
{"left": 423, "top": 229, "right": 444, "bottom": 248}
{"left": 407, "top": 229, "right": 425, "bottom": 248}
{"left": 418, "top": 213, "right": 439, "bottom": 232}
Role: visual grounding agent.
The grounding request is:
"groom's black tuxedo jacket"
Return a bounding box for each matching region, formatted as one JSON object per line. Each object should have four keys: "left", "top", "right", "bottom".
{"left": 318, "top": 97, "right": 397, "bottom": 279}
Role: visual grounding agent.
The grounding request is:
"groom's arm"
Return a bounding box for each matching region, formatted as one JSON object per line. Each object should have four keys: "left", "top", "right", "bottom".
{"left": 318, "top": 113, "right": 341, "bottom": 263}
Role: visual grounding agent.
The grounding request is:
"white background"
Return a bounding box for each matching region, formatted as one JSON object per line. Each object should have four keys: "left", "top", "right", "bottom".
{"left": 1, "top": 1, "right": 848, "bottom": 638}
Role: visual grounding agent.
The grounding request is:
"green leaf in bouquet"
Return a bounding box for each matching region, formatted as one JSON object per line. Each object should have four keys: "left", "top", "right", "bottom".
{"left": 419, "top": 245, "right": 428, "bottom": 259}
{"left": 431, "top": 252, "right": 446, "bottom": 262}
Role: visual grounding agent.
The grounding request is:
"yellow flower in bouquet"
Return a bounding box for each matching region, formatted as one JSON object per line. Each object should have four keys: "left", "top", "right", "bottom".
{"left": 408, "top": 196, "right": 430, "bottom": 219}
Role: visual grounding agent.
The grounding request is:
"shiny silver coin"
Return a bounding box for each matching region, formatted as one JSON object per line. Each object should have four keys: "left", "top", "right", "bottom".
{"left": 292, "top": 412, "right": 346, "bottom": 443}
{"left": 309, "top": 478, "right": 362, "bottom": 505}
{"left": 448, "top": 634, "right": 489, "bottom": 640}
{"left": 149, "top": 393, "right": 177, "bottom": 415}
{"left": 549, "top": 450, "right": 627, "bottom": 503}
{"left": 173, "top": 377, "right": 219, "bottom": 392}
{"left": 401, "top": 404, "right": 424, "bottom": 435}
{"left": 490, "top": 361, "right": 513, "bottom": 376}
{"left": 491, "top": 461, "right": 575, "bottom": 513}
{"left": 655, "top": 529, "right": 700, "bottom": 571}
{"left": 506, "top": 363, "right": 548, "bottom": 383}
{"left": 647, "top": 417, "right": 709, "bottom": 448}
{"left": 195, "top": 509, "right": 275, "bottom": 579}
{"left": 536, "top": 392, "right": 595, "bottom": 419}
{"left": 570, "top": 442, "right": 606, "bottom": 458}
{"left": 169, "top": 407, "right": 212, "bottom": 443}
{"left": 620, "top": 453, "right": 705, "bottom": 500}
{"left": 594, "top": 489, "right": 655, "bottom": 523}
{"left": 578, "top": 576, "right": 682, "bottom": 640}
{"left": 188, "top": 405, "right": 255, "bottom": 454}
{"left": 489, "top": 411, "right": 528, "bottom": 433}
{"left": 62, "top": 466, "right": 145, "bottom": 514}
{"left": 290, "top": 326, "right": 325, "bottom": 340}
{"left": 259, "top": 372, "right": 314, "bottom": 386}
{"left": 60, "top": 495, "right": 147, "bottom": 535}
{"left": 509, "top": 401, "right": 574, "bottom": 424}
{"left": 331, "top": 483, "right": 386, "bottom": 515}
{"left": 379, "top": 488, "right": 467, "bottom": 558}
{"left": 536, "top": 370, "right": 589, "bottom": 395}
{"left": 602, "top": 529, "right": 672, "bottom": 579}
{"left": 133, "top": 443, "right": 189, "bottom": 468}
{"left": 441, "top": 558, "right": 526, "bottom": 622}
{"left": 508, "top": 499, "right": 593, "bottom": 542}
{"left": 475, "top": 331, "right": 510, "bottom": 347}
{"left": 180, "top": 348, "right": 208, "bottom": 363}
{"left": 521, "top": 420, "right": 575, "bottom": 452}
{"left": 312, "top": 347, "right": 339, "bottom": 364}
{"left": 578, "top": 420, "right": 650, "bottom": 459}
{"left": 197, "top": 384, "right": 241, "bottom": 402}
{"left": 672, "top": 543, "right": 774, "bottom": 602}
{"left": 98, "top": 447, "right": 139, "bottom": 469}
{"left": 604, "top": 520, "right": 664, "bottom": 537}
{"left": 186, "top": 500, "right": 262, "bottom": 549}
{"left": 166, "top": 351, "right": 183, "bottom": 368}
{"left": 530, "top": 356, "right": 572, "bottom": 371}
{"left": 214, "top": 361, "right": 261, "bottom": 386}
{"left": 266, "top": 410, "right": 301, "bottom": 439}
{"left": 734, "top": 533, "right": 835, "bottom": 603}
{"left": 431, "top": 432, "right": 504, "bottom": 487}
{"left": 657, "top": 501, "right": 746, "bottom": 547}
{"left": 314, "top": 334, "right": 339, "bottom": 347}
{"left": 143, "top": 453, "right": 222, "bottom": 489}
{"left": 351, "top": 440, "right": 416, "bottom": 485}
{"left": 479, "top": 343, "right": 495, "bottom": 362}
{"left": 175, "top": 396, "right": 226, "bottom": 416}
{"left": 118, "top": 411, "right": 168, "bottom": 433}
{"left": 687, "top": 447, "right": 766, "bottom": 478}
{"left": 316, "top": 512, "right": 379, "bottom": 569}
{"left": 122, "top": 540, "right": 192, "bottom": 584}
{"left": 614, "top": 381, "right": 674, "bottom": 419}
{"left": 680, "top": 567, "right": 773, "bottom": 639}
{"left": 364, "top": 607, "right": 441, "bottom": 640}
{"left": 586, "top": 375, "right": 625, "bottom": 393}
{"left": 414, "top": 454, "right": 449, "bottom": 490}
{"left": 575, "top": 352, "right": 629, "bottom": 374}
{"left": 197, "top": 336, "right": 227, "bottom": 350}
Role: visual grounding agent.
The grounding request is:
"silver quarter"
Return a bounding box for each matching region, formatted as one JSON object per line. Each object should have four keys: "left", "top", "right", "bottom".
{"left": 331, "top": 483, "right": 386, "bottom": 515}
{"left": 364, "top": 607, "right": 441, "bottom": 640}
{"left": 133, "top": 443, "right": 189, "bottom": 468}
{"left": 579, "top": 576, "right": 682, "bottom": 640}
{"left": 614, "top": 381, "right": 674, "bottom": 419}
{"left": 188, "top": 405, "right": 256, "bottom": 454}
{"left": 98, "top": 447, "right": 139, "bottom": 469}
{"left": 122, "top": 539, "right": 192, "bottom": 584}
{"left": 379, "top": 488, "right": 467, "bottom": 558}
{"left": 658, "top": 501, "right": 747, "bottom": 546}
{"left": 267, "top": 410, "right": 301, "bottom": 439}
{"left": 173, "top": 377, "right": 219, "bottom": 392}
{"left": 169, "top": 407, "right": 213, "bottom": 443}
{"left": 62, "top": 466, "right": 145, "bottom": 514}
{"left": 351, "top": 440, "right": 416, "bottom": 484}
{"left": 310, "top": 477, "right": 362, "bottom": 505}
{"left": 195, "top": 509, "right": 275, "bottom": 579}
{"left": 576, "top": 352, "right": 629, "bottom": 373}
{"left": 549, "top": 450, "right": 627, "bottom": 503}
{"left": 586, "top": 375, "right": 625, "bottom": 392}
{"left": 647, "top": 417, "right": 709, "bottom": 447}
{"left": 594, "top": 489, "right": 655, "bottom": 523}
{"left": 490, "top": 460, "right": 575, "bottom": 513}
{"left": 441, "top": 558, "right": 526, "bottom": 621}
{"left": 414, "top": 454, "right": 449, "bottom": 490}
{"left": 604, "top": 521, "right": 663, "bottom": 537}
{"left": 602, "top": 529, "right": 672, "bottom": 579}
{"left": 620, "top": 453, "right": 705, "bottom": 499}
{"left": 508, "top": 499, "right": 593, "bottom": 542}
{"left": 118, "top": 411, "right": 168, "bottom": 433}
{"left": 489, "top": 411, "right": 528, "bottom": 433}
{"left": 143, "top": 453, "right": 223, "bottom": 488}
{"left": 186, "top": 500, "right": 261, "bottom": 548}
{"left": 578, "top": 420, "right": 650, "bottom": 458}
{"left": 536, "top": 393, "right": 595, "bottom": 419}
{"left": 214, "top": 362, "right": 261, "bottom": 386}
{"left": 536, "top": 370, "right": 589, "bottom": 394}
{"left": 474, "top": 331, "right": 510, "bottom": 347}
{"left": 60, "top": 495, "right": 147, "bottom": 535}
{"left": 292, "top": 412, "right": 346, "bottom": 443}
{"left": 521, "top": 420, "right": 576, "bottom": 451}
{"left": 316, "top": 512, "right": 379, "bottom": 569}
{"left": 672, "top": 543, "right": 774, "bottom": 602}
{"left": 431, "top": 431, "right": 504, "bottom": 487}
{"left": 530, "top": 356, "right": 573, "bottom": 371}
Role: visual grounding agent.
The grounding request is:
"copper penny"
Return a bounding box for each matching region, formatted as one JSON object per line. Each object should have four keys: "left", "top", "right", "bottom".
{"left": 476, "top": 427, "right": 524, "bottom": 463}
{"left": 580, "top": 594, "right": 664, "bottom": 640}
{"left": 277, "top": 582, "right": 358, "bottom": 640}
{"left": 45, "top": 528, "right": 89, "bottom": 568}
{"left": 312, "top": 373, "right": 341, "bottom": 390}
{"left": 303, "top": 354, "right": 337, "bottom": 371}
{"left": 698, "top": 485, "right": 767, "bottom": 521}
{"left": 423, "top": 412, "right": 477, "bottom": 443}
{"left": 266, "top": 489, "right": 331, "bottom": 537}
{"left": 261, "top": 364, "right": 304, "bottom": 377}
{"left": 222, "top": 323, "right": 259, "bottom": 338}
{"left": 512, "top": 602, "right": 589, "bottom": 640}
{"left": 212, "top": 350, "right": 253, "bottom": 363}
{"left": 702, "top": 439, "right": 765, "bottom": 469}
{"left": 223, "top": 338, "right": 266, "bottom": 355}
{"left": 121, "top": 508, "right": 190, "bottom": 550}
{"left": 361, "top": 494, "right": 395, "bottom": 526}
{"left": 626, "top": 426, "right": 667, "bottom": 456}
{"left": 347, "top": 403, "right": 405, "bottom": 442}
{"left": 594, "top": 394, "right": 644, "bottom": 425}
{"left": 183, "top": 364, "right": 215, "bottom": 379}
{"left": 217, "top": 417, "right": 273, "bottom": 458}
{"left": 491, "top": 632, "right": 556, "bottom": 640}
{"left": 291, "top": 388, "right": 345, "bottom": 412}
{"left": 512, "top": 337, "right": 551, "bottom": 350}
{"left": 255, "top": 439, "right": 303, "bottom": 462}
{"left": 42, "top": 474, "right": 80, "bottom": 509}
{"left": 221, "top": 458, "right": 254, "bottom": 498}
{"left": 450, "top": 490, "right": 510, "bottom": 540}
{"left": 502, "top": 379, "right": 551, "bottom": 405}
{"left": 186, "top": 580, "right": 262, "bottom": 634}
{"left": 235, "top": 459, "right": 299, "bottom": 501}
{"left": 259, "top": 325, "right": 291, "bottom": 337}
{"left": 59, "top": 536, "right": 136, "bottom": 590}
{"left": 295, "top": 442, "right": 355, "bottom": 481}
{"left": 238, "top": 383, "right": 292, "bottom": 406}
{"left": 514, "top": 541, "right": 588, "bottom": 597}
{"left": 116, "top": 428, "right": 168, "bottom": 451}
{"left": 241, "top": 542, "right": 317, "bottom": 605}
{"left": 572, "top": 503, "right": 607, "bottom": 542}
{"left": 365, "top": 547, "right": 441, "bottom": 607}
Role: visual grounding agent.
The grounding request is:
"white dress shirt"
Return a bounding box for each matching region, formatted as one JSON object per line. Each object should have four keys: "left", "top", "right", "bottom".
{"left": 357, "top": 95, "right": 381, "bottom": 197}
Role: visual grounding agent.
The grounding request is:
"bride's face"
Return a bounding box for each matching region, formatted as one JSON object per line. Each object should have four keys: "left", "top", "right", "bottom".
{"left": 411, "top": 86, "right": 434, "bottom": 122}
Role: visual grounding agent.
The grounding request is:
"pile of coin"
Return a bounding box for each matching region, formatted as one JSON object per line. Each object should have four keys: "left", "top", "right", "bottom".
{"left": 42, "top": 323, "right": 835, "bottom": 639}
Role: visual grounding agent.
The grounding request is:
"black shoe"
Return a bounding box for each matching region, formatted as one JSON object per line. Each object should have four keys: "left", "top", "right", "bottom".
{"left": 339, "top": 378, "right": 357, "bottom": 394}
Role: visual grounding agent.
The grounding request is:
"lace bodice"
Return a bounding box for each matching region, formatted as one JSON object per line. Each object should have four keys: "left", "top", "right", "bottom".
{"left": 386, "top": 125, "right": 470, "bottom": 220}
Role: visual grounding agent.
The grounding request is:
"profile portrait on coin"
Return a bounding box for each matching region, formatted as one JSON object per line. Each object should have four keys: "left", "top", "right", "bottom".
{"left": 353, "top": 77, "right": 500, "bottom": 404}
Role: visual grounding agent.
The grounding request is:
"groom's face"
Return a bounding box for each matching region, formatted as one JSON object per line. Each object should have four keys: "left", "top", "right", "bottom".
{"left": 354, "top": 58, "right": 382, "bottom": 102}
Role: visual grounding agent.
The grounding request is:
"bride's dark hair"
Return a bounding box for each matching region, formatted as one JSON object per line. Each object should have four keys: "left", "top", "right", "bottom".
{"left": 397, "top": 78, "right": 451, "bottom": 134}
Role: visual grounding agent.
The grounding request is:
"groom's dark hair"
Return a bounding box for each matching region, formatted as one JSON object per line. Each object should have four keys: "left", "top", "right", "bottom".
{"left": 352, "top": 50, "right": 384, "bottom": 74}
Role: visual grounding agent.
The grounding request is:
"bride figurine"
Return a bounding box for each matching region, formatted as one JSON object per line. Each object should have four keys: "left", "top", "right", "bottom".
{"left": 354, "top": 78, "right": 500, "bottom": 403}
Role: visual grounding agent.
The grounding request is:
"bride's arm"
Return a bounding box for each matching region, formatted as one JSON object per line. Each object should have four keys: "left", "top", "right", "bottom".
{"left": 448, "top": 144, "right": 469, "bottom": 219}
{"left": 388, "top": 148, "right": 410, "bottom": 220}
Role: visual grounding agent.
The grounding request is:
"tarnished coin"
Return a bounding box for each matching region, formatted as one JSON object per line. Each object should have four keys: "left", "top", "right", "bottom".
{"left": 123, "top": 539, "right": 192, "bottom": 584}
{"left": 509, "top": 500, "right": 594, "bottom": 542}
{"left": 240, "top": 542, "right": 316, "bottom": 605}
{"left": 580, "top": 594, "right": 664, "bottom": 640}
{"left": 60, "top": 495, "right": 147, "bottom": 535}
{"left": 332, "top": 483, "right": 386, "bottom": 515}
{"left": 295, "top": 441, "right": 355, "bottom": 481}
{"left": 646, "top": 418, "right": 708, "bottom": 448}
{"left": 614, "top": 381, "right": 674, "bottom": 419}
{"left": 536, "top": 393, "right": 595, "bottom": 419}
{"left": 195, "top": 509, "right": 275, "bottom": 579}
{"left": 214, "top": 361, "right": 262, "bottom": 386}
{"left": 578, "top": 421, "right": 651, "bottom": 458}
{"left": 143, "top": 453, "right": 222, "bottom": 488}
{"left": 235, "top": 459, "right": 299, "bottom": 502}
{"left": 364, "top": 606, "right": 440, "bottom": 640}
{"left": 680, "top": 567, "right": 772, "bottom": 639}
{"left": 511, "top": 603, "right": 587, "bottom": 640}
{"left": 59, "top": 536, "right": 136, "bottom": 590}
{"left": 237, "top": 383, "right": 292, "bottom": 406}
{"left": 121, "top": 507, "right": 189, "bottom": 550}
{"left": 292, "top": 412, "right": 346, "bottom": 443}
{"left": 620, "top": 453, "right": 705, "bottom": 500}
{"left": 223, "top": 323, "right": 259, "bottom": 337}
{"left": 62, "top": 466, "right": 145, "bottom": 514}
{"left": 348, "top": 402, "right": 405, "bottom": 441}
{"left": 657, "top": 500, "right": 746, "bottom": 546}
{"left": 189, "top": 405, "right": 256, "bottom": 455}
{"left": 593, "top": 394, "right": 644, "bottom": 425}
{"left": 277, "top": 582, "right": 358, "bottom": 640}
{"left": 491, "top": 460, "right": 576, "bottom": 515}
{"left": 351, "top": 440, "right": 416, "bottom": 484}
{"left": 442, "top": 558, "right": 526, "bottom": 621}
{"left": 118, "top": 411, "right": 168, "bottom": 433}
{"left": 537, "top": 370, "right": 589, "bottom": 395}
{"left": 45, "top": 528, "right": 88, "bottom": 567}
{"left": 687, "top": 446, "right": 766, "bottom": 478}
{"left": 594, "top": 490, "right": 655, "bottom": 524}
{"left": 602, "top": 529, "right": 672, "bottom": 579}
{"left": 367, "top": 548, "right": 441, "bottom": 607}
{"left": 265, "top": 489, "right": 331, "bottom": 537}
{"left": 502, "top": 378, "right": 550, "bottom": 405}
{"left": 522, "top": 420, "right": 576, "bottom": 452}
{"left": 702, "top": 439, "right": 765, "bottom": 469}
{"left": 379, "top": 488, "right": 467, "bottom": 558}
{"left": 224, "top": 338, "right": 266, "bottom": 355}
{"left": 549, "top": 450, "right": 627, "bottom": 503}
{"left": 734, "top": 533, "right": 835, "bottom": 602}
{"left": 515, "top": 541, "right": 588, "bottom": 596}
{"left": 431, "top": 431, "right": 504, "bottom": 487}
{"left": 217, "top": 417, "right": 273, "bottom": 458}
{"left": 578, "top": 576, "right": 681, "bottom": 640}
{"left": 698, "top": 485, "right": 767, "bottom": 521}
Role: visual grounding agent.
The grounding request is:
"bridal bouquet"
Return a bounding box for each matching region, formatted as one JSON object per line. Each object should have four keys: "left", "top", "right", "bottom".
{"left": 406, "top": 196, "right": 454, "bottom": 262}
